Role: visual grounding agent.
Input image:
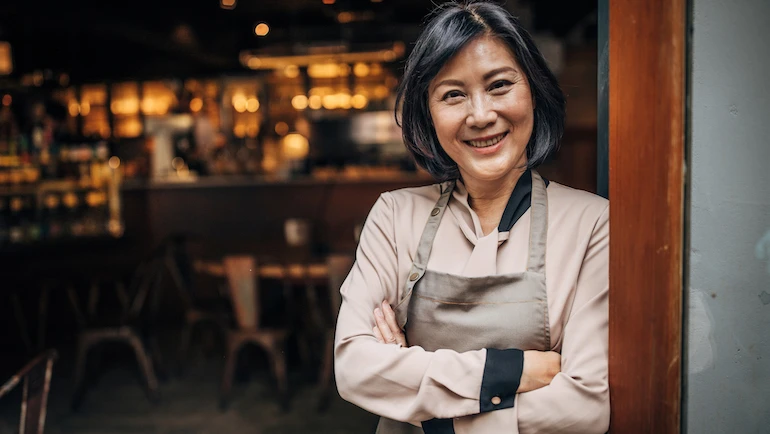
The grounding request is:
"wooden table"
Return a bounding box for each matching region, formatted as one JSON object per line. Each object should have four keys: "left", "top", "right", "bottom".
{"left": 193, "top": 259, "right": 330, "bottom": 282}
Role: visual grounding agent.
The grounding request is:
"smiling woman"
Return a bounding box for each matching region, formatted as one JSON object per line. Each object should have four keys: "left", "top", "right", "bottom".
{"left": 427, "top": 37, "right": 534, "bottom": 233}
{"left": 333, "top": 1, "right": 610, "bottom": 433}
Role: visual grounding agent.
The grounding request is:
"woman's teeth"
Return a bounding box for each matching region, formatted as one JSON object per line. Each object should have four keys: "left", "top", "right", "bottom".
{"left": 467, "top": 133, "right": 506, "bottom": 148}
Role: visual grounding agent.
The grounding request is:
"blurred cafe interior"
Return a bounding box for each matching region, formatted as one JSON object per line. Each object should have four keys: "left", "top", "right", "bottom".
{"left": 0, "top": 0, "right": 598, "bottom": 432}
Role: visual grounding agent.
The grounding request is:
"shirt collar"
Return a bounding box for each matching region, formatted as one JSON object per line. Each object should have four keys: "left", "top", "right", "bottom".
{"left": 449, "top": 169, "right": 548, "bottom": 236}
{"left": 498, "top": 169, "right": 533, "bottom": 233}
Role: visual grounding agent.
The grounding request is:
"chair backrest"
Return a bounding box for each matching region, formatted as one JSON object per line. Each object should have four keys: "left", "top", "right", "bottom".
{"left": 0, "top": 350, "right": 58, "bottom": 434}
{"left": 123, "top": 247, "right": 167, "bottom": 324}
{"left": 326, "top": 254, "right": 354, "bottom": 318}
{"left": 223, "top": 255, "right": 259, "bottom": 329}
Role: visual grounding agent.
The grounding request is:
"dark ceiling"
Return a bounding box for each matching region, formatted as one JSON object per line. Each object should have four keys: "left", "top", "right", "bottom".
{"left": 0, "top": 0, "right": 595, "bottom": 82}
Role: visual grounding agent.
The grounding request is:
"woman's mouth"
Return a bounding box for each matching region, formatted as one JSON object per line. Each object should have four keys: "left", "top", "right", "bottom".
{"left": 465, "top": 132, "right": 508, "bottom": 148}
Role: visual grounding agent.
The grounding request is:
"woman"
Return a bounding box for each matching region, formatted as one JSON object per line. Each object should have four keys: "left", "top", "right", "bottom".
{"left": 334, "top": 1, "right": 609, "bottom": 433}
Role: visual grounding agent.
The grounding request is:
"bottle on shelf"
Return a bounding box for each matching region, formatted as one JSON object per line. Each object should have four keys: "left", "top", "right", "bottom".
{"left": 8, "top": 195, "right": 25, "bottom": 243}
{"left": 41, "top": 192, "right": 64, "bottom": 239}
{"left": 0, "top": 197, "right": 8, "bottom": 246}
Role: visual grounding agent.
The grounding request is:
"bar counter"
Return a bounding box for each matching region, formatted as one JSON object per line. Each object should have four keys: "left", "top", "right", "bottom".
{"left": 2, "top": 172, "right": 434, "bottom": 277}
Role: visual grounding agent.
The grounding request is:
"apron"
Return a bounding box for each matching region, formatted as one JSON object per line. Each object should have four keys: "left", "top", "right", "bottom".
{"left": 377, "top": 171, "right": 551, "bottom": 434}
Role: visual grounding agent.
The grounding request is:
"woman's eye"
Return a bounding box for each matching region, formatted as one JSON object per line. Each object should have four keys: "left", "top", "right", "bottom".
{"left": 442, "top": 90, "right": 463, "bottom": 100}
{"left": 489, "top": 80, "right": 512, "bottom": 91}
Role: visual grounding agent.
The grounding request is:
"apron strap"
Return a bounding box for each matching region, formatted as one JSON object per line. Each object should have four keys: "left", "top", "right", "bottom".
{"left": 413, "top": 180, "right": 455, "bottom": 269}
{"left": 527, "top": 170, "right": 548, "bottom": 274}
{"left": 395, "top": 180, "right": 455, "bottom": 328}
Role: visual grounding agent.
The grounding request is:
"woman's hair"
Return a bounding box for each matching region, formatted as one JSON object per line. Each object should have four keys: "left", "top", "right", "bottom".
{"left": 395, "top": 0, "right": 566, "bottom": 181}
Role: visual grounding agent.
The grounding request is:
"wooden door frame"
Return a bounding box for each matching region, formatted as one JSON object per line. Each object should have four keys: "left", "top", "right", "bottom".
{"left": 602, "top": 0, "right": 687, "bottom": 432}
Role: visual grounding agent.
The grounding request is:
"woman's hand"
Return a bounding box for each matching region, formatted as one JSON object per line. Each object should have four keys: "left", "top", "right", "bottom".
{"left": 519, "top": 350, "right": 561, "bottom": 393}
{"left": 373, "top": 300, "right": 408, "bottom": 347}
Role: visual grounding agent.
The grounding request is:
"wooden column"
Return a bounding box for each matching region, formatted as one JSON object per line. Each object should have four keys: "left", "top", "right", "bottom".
{"left": 608, "top": 0, "right": 686, "bottom": 432}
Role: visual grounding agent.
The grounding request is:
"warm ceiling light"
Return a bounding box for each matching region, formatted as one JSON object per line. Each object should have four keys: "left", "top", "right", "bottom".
{"left": 246, "top": 98, "right": 260, "bottom": 112}
{"left": 351, "top": 94, "right": 368, "bottom": 109}
{"left": 232, "top": 94, "right": 248, "bottom": 112}
{"left": 339, "top": 93, "right": 352, "bottom": 109}
{"left": 109, "top": 156, "right": 121, "bottom": 169}
{"left": 220, "top": 0, "right": 236, "bottom": 9}
{"left": 254, "top": 23, "right": 270, "bottom": 37}
{"left": 371, "top": 0, "right": 383, "bottom": 2}
{"left": 337, "top": 63, "right": 351, "bottom": 76}
{"left": 322, "top": 0, "right": 336, "bottom": 4}
{"left": 282, "top": 134, "right": 310, "bottom": 160}
{"left": 308, "top": 63, "right": 339, "bottom": 79}
{"left": 275, "top": 122, "right": 289, "bottom": 136}
{"left": 291, "top": 95, "right": 308, "bottom": 110}
{"left": 337, "top": 12, "right": 353, "bottom": 23}
{"left": 284, "top": 64, "right": 300, "bottom": 78}
{"left": 189, "top": 97, "right": 203, "bottom": 113}
{"left": 353, "top": 63, "right": 370, "bottom": 77}
{"left": 308, "top": 95, "right": 322, "bottom": 110}
{"left": 0, "top": 42, "right": 13, "bottom": 75}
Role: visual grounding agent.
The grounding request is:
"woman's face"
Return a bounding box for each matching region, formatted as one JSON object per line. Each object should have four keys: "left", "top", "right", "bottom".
{"left": 428, "top": 36, "right": 534, "bottom": 185}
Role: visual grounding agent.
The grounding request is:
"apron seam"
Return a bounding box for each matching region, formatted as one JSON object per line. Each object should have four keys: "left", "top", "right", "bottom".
{"left": 414, "top": 294, "right": 543, "bottom": 306}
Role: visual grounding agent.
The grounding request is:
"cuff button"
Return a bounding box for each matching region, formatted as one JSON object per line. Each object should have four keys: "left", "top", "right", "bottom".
{"left": 491, "top": 396, "right": 501, "bottom": 405}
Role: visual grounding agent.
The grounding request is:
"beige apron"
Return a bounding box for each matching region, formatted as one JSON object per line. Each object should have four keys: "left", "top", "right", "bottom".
{"left": 377, "top": 171, "right": 551, "bottom": 434}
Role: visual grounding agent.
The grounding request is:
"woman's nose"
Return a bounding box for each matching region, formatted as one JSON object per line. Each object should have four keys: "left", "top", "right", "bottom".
{"left": 465, "top": 96, "right": 497, "bottom": 128}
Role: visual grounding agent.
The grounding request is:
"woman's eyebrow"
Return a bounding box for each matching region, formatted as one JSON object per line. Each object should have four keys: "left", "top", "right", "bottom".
{"left": 483, "top": 66, "right": 518, "bottom": 80}
{"left": 431, "top": 78, "right": 464, "bottom": 93}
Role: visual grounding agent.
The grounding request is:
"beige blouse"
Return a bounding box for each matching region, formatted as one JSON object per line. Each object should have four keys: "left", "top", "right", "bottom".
{"left": 334, "top": 180, "right": 610, "bottom": 433}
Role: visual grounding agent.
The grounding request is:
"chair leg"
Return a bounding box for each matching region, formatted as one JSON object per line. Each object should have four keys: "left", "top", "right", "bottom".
{"left": 147, "top": 334, "right": 168, "bottom": 382}
{"left": 37, "top": 286, "right": 50, "bottom": 353}
{"left": 71, "top": 336, "right": 91, "bottom": 411}
{"left": 296, "top": 331, "right": 314, "bottom": 372}
{"left": 126, "top": 331, "right": 160, "bottom": 404}
{"left": 177, "top": 319, "right": 194, "bottom": 377}
{"left": 219, "top": 333, "right": 242, "bottom": 411}
{"left": 267, "top": 338, "right": 290, "bottom": 412}
{"left": 21, "top": 352, "right": 57, "bottom": 434}
{"left": 11, "top": 294, "right": 33, "bottom": 355}
{"left": 317, "top": 329, "right": 335, "bottom": 412}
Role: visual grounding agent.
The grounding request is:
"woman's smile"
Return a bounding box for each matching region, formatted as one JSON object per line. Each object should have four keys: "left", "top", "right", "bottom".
{"left": 466, "top": 131, "right": 508, "bottom": 148}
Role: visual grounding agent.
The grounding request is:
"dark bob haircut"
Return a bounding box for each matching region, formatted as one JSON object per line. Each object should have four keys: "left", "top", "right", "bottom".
{"left": 395, "top": 0, "right": 566, "bottom": 181}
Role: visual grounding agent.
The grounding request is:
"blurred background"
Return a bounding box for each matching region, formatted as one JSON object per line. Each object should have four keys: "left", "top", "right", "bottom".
{"left": 0, "top": 0, "right": 598, "bottom": 432}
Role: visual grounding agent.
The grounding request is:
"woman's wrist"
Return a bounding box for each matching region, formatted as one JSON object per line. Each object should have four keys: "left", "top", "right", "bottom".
{"left": 519, "top": 350, "right": 561, "bottom": 393}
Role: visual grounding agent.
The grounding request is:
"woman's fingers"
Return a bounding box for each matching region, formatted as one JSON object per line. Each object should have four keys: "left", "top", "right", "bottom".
{"left": 381, "top": 301, "right": 400, "bottom": 334}
{"left": 373, "top": 326, "right": 384, "bottom": 343}
{"left": 374, "top": 307, "right": 396, "bottom": 344}
{"left": 381, "top": 301, "right": 407, "bottom": 347}
{"left": 373, "top": 301, "right": 407, "bottom": 347}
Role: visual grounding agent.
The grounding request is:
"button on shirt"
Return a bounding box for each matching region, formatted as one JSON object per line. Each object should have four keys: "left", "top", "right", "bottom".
{"left": 334, "top": 171, "right": 610, "bottom": 434}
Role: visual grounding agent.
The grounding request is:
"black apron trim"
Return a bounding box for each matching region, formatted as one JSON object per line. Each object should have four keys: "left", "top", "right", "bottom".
{"left": 421, "top": 418, "right": 456, "bottom": 434}
{"left": 479, "top": 348, "right": 523, "bottom": 413}
{"left": 498, "top": 169, "right": 550, "bottom": 233}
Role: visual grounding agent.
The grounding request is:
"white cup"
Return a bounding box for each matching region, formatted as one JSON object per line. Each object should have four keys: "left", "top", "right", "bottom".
{"left": 284, "top": 218, "right": 311, "bottom": 247}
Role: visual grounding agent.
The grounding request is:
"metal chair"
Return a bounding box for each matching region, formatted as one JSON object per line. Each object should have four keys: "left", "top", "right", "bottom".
{"left": 0, "top": 349, "right": 58, "bottom": 434}
{"left": 165, "top": 234, "right": 233, "bottom": 377}
{"left": 218, "top": 255, "right": 291, "bottom": 411}
{"left": 69, "top": 243, "right": 168, "bottom": 410}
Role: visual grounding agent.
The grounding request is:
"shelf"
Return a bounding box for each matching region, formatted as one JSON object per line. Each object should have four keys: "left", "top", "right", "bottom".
{"left": 0, "top": 179, "right": 109, "bottom": 196}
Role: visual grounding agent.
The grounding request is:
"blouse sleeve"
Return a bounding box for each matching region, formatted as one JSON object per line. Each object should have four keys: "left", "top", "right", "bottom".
{"left": 334, "top": 192, "right": 524, "bottom": 425}
{"left": 514, "top": 204, "right": 611, "bottom": 433}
